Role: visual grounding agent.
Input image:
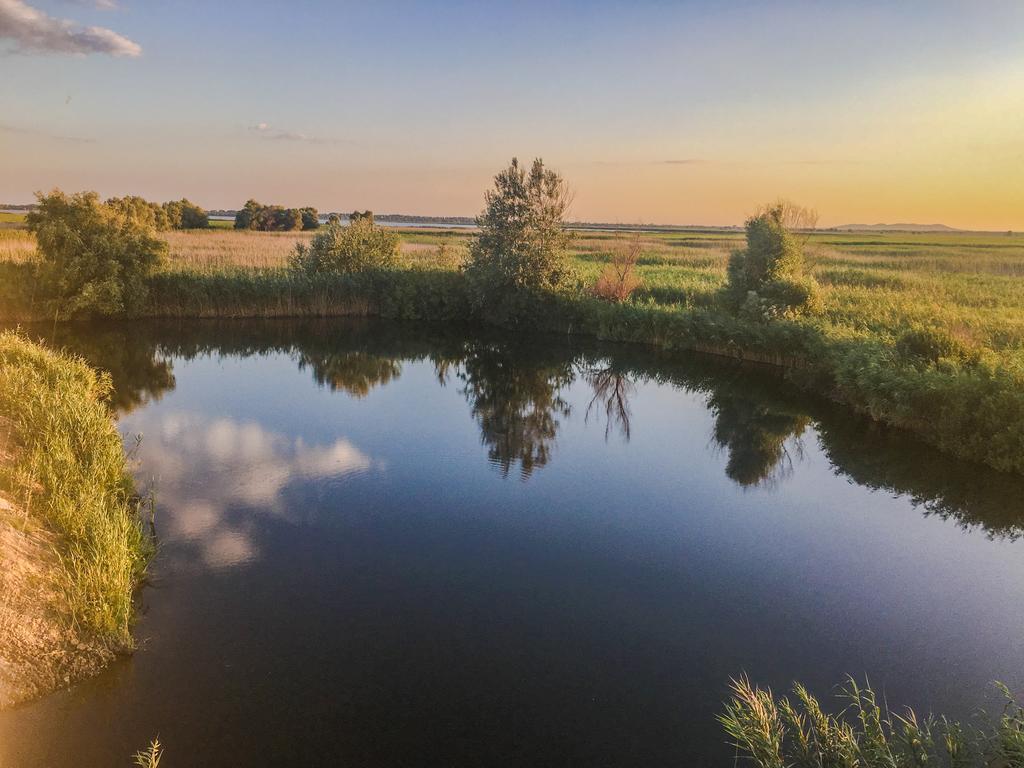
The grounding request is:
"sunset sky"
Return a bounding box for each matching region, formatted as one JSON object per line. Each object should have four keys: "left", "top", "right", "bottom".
{"left": 2, "top": 0, "right": 1023, "bottom": 229}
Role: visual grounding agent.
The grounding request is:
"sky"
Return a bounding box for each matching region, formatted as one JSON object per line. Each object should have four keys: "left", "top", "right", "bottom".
{"left": 1, "top": 0, "right": 1023, "bottom": 229}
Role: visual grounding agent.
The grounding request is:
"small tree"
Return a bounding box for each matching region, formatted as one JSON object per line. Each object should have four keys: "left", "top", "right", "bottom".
{"left": 290, "top": 218, "right": 401, "bottom": 274}
{"left": 327, "top": 212, "right": 341, "bottom": 225}
{"left": 726, "top": 200, "right": 822, "bottom": 319}
{"left": 350, "top": 210, "right": 374, "bottom": 225}
{"left": 465, "top": 157, "right": 576, "bottom": 307}
{"left": 27, "top": 190, "right": 167, "bottom": 319}
{"left": 300, "top": 206, "right": 320, "bottom": 230}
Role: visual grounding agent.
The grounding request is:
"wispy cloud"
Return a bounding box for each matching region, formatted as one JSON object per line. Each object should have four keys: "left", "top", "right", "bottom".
{"left": 248, "top": 122, "right": 349, "bottom": 146}
{"left": 62, "top": 0, "right": 118, "bottom": 9}
{"left": 0, "top": 121, "right": 95, "bottom": 143}
{"left": 0, "top": 0, "right": 140, "bottom": 56}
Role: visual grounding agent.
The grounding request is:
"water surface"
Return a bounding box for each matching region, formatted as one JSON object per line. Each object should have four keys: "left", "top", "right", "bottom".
{"left": 2, "top": 319, "right": 1022, "bottom": 767}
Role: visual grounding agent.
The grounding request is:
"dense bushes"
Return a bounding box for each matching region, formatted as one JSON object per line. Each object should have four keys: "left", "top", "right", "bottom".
{"left": 290, "top": 218, "right": 402, "bottom": 274}
{"left": 727, "top": 202, "right": 822, "bottom": 319}
{"left": 27, "top": 190, "right": 167, "bottom": 319}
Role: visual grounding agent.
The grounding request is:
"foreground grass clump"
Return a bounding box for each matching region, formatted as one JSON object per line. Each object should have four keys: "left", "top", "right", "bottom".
{"left": 721, "top": 676, "right": 1024, "bottom": 768}
{"left": 0, "top": 331, "right": 149, "bottom": 644}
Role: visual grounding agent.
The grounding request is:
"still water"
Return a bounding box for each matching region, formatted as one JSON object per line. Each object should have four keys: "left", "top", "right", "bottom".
{"left": 1, "top": 319, "right": 1023, "bottom": 767}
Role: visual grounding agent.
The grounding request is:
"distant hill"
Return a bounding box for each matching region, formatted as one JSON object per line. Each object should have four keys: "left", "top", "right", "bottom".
{"left": 831, "top": 223, "right": 960, "bottom": 233}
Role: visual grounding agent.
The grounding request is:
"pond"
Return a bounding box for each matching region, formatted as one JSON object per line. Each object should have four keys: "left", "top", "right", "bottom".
{"left": 1, "top": 318, "right": 1023, "bottom": 766}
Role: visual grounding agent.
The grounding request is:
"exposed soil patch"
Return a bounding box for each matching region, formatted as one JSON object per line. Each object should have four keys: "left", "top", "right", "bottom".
{"left": 0, "top": 429, "right": 117, "bottom": 710}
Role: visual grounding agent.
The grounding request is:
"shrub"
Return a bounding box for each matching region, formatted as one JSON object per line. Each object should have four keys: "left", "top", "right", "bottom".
{"left": 727, "top": 201, "right": 821, "bottom": 318}
{"left": 897, "top": 325, "right": 976, "bottom": 365}
{"left": 290, "top": 219, "right": 402, "bottom": 274}
{"left": 27, "top": 190, "right": 167, "bottom": 319}
{"left": 592, "top": 235, "right": 642, "bottom": 302}
{"left": 465, "top": 157, "right": 577, "bottom": 310}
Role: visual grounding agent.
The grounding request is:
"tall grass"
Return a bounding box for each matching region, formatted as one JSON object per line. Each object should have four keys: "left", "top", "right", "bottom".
{"left": 0, "top": 331, "right": 150, "bottom": 644}
{"left": 720, "top": 675, "right": 1024, "bottom": 768}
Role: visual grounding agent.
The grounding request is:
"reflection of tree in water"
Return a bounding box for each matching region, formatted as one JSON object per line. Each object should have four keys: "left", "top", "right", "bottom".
{"left": 299, "top": 352, "right": 402, "bottom": 398}
{"left": 584, "top": 366, "right": 634, "bottom": 441}
{"left": 450, "top": 342, "right": 574, "bottom": 478}
{"left": 708, "top": 393, "right": 810, "bottom": 487}
{"left": 45, "top": 325, "right": 176, "bottom": 414}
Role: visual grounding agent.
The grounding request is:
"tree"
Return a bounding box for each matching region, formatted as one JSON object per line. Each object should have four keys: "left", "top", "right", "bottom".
{"left": 350, "top": 210, "right": 374, "bottom": 225}
{"left": 726, "top": 200, "right": 822, "bottom": 319}
{"left": 234, "top": 199, "right": 262, "bottom": 230}
{"left": 176, "top": 198, "right": 209, "bottom": 229}
{"left": 290, "top": 218, "right": 402, "bottom": 274}
{"left": 465, "top": 157, "right": 576, "bottom": 308}
{"left": 106, "top": 195, "right": 171, "bottom": 231}
{"left": 327, "top": 212, "right": 341, "bottom": 225}
{"left": 27, "top": 190, "right": 167, "bottom": 319}
{"left": 300, "top": 206, "right": 320, "bottom": 230}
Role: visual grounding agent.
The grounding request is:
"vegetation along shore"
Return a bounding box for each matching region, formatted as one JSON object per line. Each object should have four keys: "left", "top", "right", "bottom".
{"left": 2, "top": 161, "right": 1022, "bottom": 475}
{"left": 0, "top": 331, "right": 151, "bottom": 707}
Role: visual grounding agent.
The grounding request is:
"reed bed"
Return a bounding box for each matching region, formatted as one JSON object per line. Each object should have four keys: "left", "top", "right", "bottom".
{"left": 720, "top": 675, "right": 1024, "bottom": 768}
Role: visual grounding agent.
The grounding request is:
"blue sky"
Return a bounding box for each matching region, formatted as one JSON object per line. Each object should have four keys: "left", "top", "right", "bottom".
{"left": 2, "top": 0, "right": 1023, "bottom": 227}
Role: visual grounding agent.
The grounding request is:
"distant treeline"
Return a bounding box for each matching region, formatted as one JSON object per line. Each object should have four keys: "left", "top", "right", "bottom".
{"left": 106, "top": 196, "right": 209, "bottom": 230}
{"left": 233, "top": 200, "right": 320, "bottom": 231}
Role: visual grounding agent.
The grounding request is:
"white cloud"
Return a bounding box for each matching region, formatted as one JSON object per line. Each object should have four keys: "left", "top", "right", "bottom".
{"left": 248, "top": 121, "right": 347, "bottom": 146}
{"left": 132, "top": 412, "right": 380, "bottom": 570}
{"left": 0, "top": 0, "right": 141, "bottom": 56}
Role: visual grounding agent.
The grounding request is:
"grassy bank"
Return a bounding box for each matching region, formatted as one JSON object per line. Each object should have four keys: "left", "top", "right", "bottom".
{"left": 2, "top": 224, "right": 1024, "bottom": 474}
{"left": 0, "top": 331, "right": 150, "bottom": 644}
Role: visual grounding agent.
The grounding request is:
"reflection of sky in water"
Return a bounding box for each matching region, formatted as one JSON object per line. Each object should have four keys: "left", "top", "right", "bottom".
{"left": 127, "top": 408, "right": 380, "bottom": 569}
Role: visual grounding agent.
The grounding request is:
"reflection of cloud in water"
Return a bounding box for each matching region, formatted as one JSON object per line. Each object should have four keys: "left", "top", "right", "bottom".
{"left": 131, "top": 412, "right": 379, "bottom": 569}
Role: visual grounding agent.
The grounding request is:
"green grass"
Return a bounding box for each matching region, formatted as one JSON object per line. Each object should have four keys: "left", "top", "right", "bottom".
{"left": 0, "top": 331, "right": 150, "bottom": 644}
{"left": 720, "top": 675, "right": 1024, "bottom": 768}
{"left": 0, "top": 211, "right": 27, "bottom": 225}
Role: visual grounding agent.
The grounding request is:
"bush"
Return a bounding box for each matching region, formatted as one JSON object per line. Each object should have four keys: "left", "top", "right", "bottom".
{"left": 465, "top": 157, "right": 577, "bottom": 311}
{"left": 27, "top": 190, "right": 167, "bottom": 319}
{"left": 290, "top": 219, "right": 402, "bottom": 274}
{"left": 897, "top": 325, "right": 974, "bottom": 365}
{"left": 592, "top": 235, "right": 642, "bottom": 302}
{"left": 727, "top": 201, "right": 821, "bottom": 318}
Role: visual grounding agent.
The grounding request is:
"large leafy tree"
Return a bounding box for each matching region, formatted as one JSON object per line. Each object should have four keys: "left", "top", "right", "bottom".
{"left": 465, "top": 157, "right": 576, "bottom": 306}
{"left": 27, "top": 190, "right": 167, "bottom": 319}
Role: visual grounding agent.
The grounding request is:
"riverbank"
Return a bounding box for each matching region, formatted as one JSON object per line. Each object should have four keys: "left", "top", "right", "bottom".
{"left": 0, "top": 332, "right": 150, "bottom": 707}
{"left": 89, "top": 268, "right": 1024, "bottom": 475}
{"left": 2, "top": 222, "right": 1024, "bottom": 475}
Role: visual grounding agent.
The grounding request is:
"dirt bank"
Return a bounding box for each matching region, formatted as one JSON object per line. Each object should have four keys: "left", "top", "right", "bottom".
{"left": 0, "top": 494, "right": 116, "bottom": 710}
